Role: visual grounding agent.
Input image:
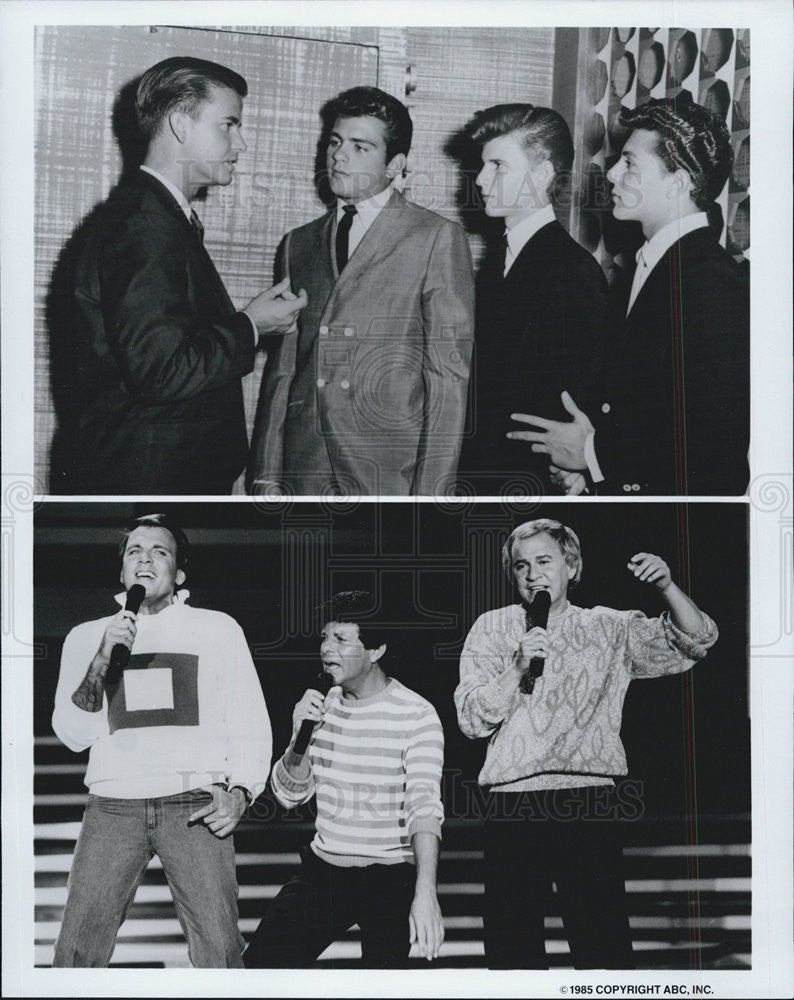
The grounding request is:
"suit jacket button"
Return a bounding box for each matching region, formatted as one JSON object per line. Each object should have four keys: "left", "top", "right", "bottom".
{"left": 601, "top": 403, "right": 611, "bottom": 414}
{"left": 340, "top": 379, "right": 350, "bottom": 390}
{"left": 316, "top": 378, "right": 326, "bottom": 388}
{"left": 319, "top": 325, "right": 329, "bottom": 336}
{"left": 631, "top": 483, "right": 640, "bottom": 492}
{"left": 343, "top": 327, "right": 354, "bottom": 337}
{"left": 622, "top": 484, "right": 631, "bottom": 492}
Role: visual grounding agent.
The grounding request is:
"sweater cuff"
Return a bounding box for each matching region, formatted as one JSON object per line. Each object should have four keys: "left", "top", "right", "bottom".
{"left": 471, "top": 679, "right": 515, "bottom": 727}
{"left": 407, "top": 815, "right": 442, "bottom": 840}
{"left": 272, "top": 754, "right": 312, "bottom": 796}
{"left": 661, "top": 609, "right": 719, "bottom": 657}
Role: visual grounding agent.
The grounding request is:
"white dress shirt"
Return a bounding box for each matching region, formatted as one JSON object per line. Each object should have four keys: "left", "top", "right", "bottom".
{"left": 626, "top": 211, "right": 709, "bottom": 314}
{"left": 504, "top": 204, "right": 557, "bottom": 276}
{"left": 336, "top": 183, "right": 394, "bottom": 259}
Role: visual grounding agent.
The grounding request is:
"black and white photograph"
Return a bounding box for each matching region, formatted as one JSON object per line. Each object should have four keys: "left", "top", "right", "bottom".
{"left": 31, "top": 18, "right": 751, "bottom": 499}
{"left": 1, "top": 1, "right": 792, "bottom": 998}
{"left": 32, "top": 501, "right": 749, "bottom": 969}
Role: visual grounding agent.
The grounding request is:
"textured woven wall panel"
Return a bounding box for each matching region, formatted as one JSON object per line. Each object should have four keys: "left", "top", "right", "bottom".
{"left": 404, "top": 27, "right": 555, "bottom": 262}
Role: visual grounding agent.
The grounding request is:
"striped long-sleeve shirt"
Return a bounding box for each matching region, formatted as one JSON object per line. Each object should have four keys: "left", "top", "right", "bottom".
{"left": 271, "top": 678, "right": 444, "bottom": 867}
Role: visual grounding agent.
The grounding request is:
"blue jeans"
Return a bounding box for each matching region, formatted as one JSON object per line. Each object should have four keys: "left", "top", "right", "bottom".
{"left": 53, "top": 788, "right": 245, "bottom": 967}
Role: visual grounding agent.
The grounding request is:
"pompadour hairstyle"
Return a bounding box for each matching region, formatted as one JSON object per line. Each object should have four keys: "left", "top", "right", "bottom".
{"left": 320, "top": 86, "right": 413, "bottom": 161}
{"left": 119, "top": 513, "right": 190, "bottom": 573}
{"left": 617, "top": 97, "right": 734, "bottom": 210}
{"left": 466, "top": 103, "right": 574, "bottom": 203}
{"left": 501, "top": 518, "right": 582, "bottom": 587}
{"left": 135, "top": 56, "right": 248, "bottom": 143}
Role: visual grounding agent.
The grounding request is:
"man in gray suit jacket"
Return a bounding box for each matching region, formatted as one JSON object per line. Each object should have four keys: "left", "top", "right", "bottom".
{"left": 248, "top": 86, "right": 474, "bottom": 497}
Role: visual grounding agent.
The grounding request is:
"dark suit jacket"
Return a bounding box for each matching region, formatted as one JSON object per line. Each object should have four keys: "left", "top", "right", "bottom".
{"left": 460, "top": 219, "right": 609, "bottom": 493}
{"left": 57, "top": 169, "right": 255, "bottom": 495}
{"left": 248, "top": 190, "right": 474, "bottom": 496}
{"left": 595, "top": 227, "right": 750, "bottom": 495}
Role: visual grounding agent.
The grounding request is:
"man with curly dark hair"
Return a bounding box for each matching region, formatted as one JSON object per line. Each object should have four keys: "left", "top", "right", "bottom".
{"left": 509, "top": 97, "right": 749, "bottom": 497}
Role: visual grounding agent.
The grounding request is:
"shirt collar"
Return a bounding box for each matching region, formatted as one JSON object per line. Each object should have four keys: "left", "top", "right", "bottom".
{"left": 113, "top": 588, "right": 190, "bottom": 609}
{"left": 140, "top": 165, "right": 193, "bottom": 222}
{"left": 505, "top": 204, "right": 557, "bottom": 261}
{"left": 336, "top": 183, "right": 393, "bottom": 227}
{"left": 635, "top": 212, "right": 709, "bottom": 273}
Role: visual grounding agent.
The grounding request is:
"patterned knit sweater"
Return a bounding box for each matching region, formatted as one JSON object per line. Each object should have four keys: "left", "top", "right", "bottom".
{"left": 271, "top": 678, "right": 444, "bottom": 867}
{"left": 455, "top": 603, "right": 718, "bottom": 791}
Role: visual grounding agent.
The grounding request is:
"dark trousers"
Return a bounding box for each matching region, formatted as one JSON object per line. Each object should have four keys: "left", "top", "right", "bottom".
{"left": 483, "top": 788, "right": 635, "bottom": 969}
{"left": 244, "top": 846, "right": 415, "bottom": 968}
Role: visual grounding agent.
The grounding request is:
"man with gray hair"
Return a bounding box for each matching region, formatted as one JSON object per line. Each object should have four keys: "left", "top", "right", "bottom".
{"left": 455, "top": 518, "right": 718, "bottom": 968}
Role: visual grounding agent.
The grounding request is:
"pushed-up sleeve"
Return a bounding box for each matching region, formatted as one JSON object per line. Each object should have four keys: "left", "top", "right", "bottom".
{"left": 404, "top": 703, "right": 445, "bottom": 840}
{"left": 455, "top": 612, "right": 518, "bottom": 739}
{"left": 270, "top": 753, "right": 315, "bottom": 809}
{"left": 626, "top": 609, "right": 719, "bottom": 679}
{"left": 51, "top": 622, "right": 110, "bottom": 753}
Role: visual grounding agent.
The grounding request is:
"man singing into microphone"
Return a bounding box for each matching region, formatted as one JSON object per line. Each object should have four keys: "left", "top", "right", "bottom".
{"left": 51, "top": 513, "right": 272, "bottom": 967}
{"left": 244, "top": 590, "right": 445, "bottom": 967}
{"left": 454, "top": 518, "right": 718, "bottom": 968}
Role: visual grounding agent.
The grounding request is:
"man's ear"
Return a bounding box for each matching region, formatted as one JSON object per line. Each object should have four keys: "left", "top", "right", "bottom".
{"left": 369, "top": 643, "right": 387, "bottom": 664}
{"left": 385, "top": 153, "right": 407, "bottom": 180}
{"left": 169, "top": 110, "right": 188, "bottom": 144}
{"left": 529, "top": 156, "right": 555, "bottom": 206}
{"left": 668, "top": 167, "right": 693, "bottom": 201}
{"left": 175, "top": 568, "right": 186, "bottom": 587}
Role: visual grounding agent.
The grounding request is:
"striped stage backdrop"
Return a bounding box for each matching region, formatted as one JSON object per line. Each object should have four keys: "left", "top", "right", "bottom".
{"left": 33, "top": 732, "right": 751, "bottom": 968}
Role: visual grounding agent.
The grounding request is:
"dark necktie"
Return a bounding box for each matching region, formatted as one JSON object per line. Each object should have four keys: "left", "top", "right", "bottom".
{"left": 498, "top": 232, "right": 509, "bottom": 277}
{"left": 190, "top": 208, "right": 205, "bottom": 243}
{"left": 335, "top": 204, "right": 358, "bottom": 272}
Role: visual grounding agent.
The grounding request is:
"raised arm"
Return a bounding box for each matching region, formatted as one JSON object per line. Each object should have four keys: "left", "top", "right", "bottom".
{"left": 455, "top": 611, "right": 546, "bottom": 738}
{"left": 52, "top": 615, "right": 135, "bottom": 752}
{"left": 269, "top": 687, "right": 327, "bottom": 809}
{"left": 623, "top": 553, "right": 718, "bottom": 677}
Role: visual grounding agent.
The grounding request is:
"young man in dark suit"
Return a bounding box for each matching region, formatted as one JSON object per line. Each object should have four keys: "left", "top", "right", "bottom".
{"left": 510, "top": 97, "right": 749, "bottom": 496}
{"left": 60, "top": 57, "right": 306, "bottom": 495}
{"left": 248, "top": 86, "right": 474, "bottom": 497}
{"left": 458, "top": 104, "right": 609, "bottom": 495}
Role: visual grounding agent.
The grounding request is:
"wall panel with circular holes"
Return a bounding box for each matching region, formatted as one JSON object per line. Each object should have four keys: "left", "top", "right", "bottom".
{"left": 565, "top": 27, "right": 750, "bottom": 284}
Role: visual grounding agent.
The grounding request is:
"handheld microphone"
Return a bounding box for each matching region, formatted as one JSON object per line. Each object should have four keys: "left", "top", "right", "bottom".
{"left": 293, "top": 671, "right": 333, "bottom": 756}
{"left": 520, "top": 589, "right": 551, "bottom": 695}
{"left": 106, "top": 584, "right": 146, "bottom": 685}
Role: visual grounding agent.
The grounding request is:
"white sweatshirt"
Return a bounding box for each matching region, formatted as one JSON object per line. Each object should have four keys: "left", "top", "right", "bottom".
{"left": 52, "top": 595, "right": 272, "bottom": 800}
